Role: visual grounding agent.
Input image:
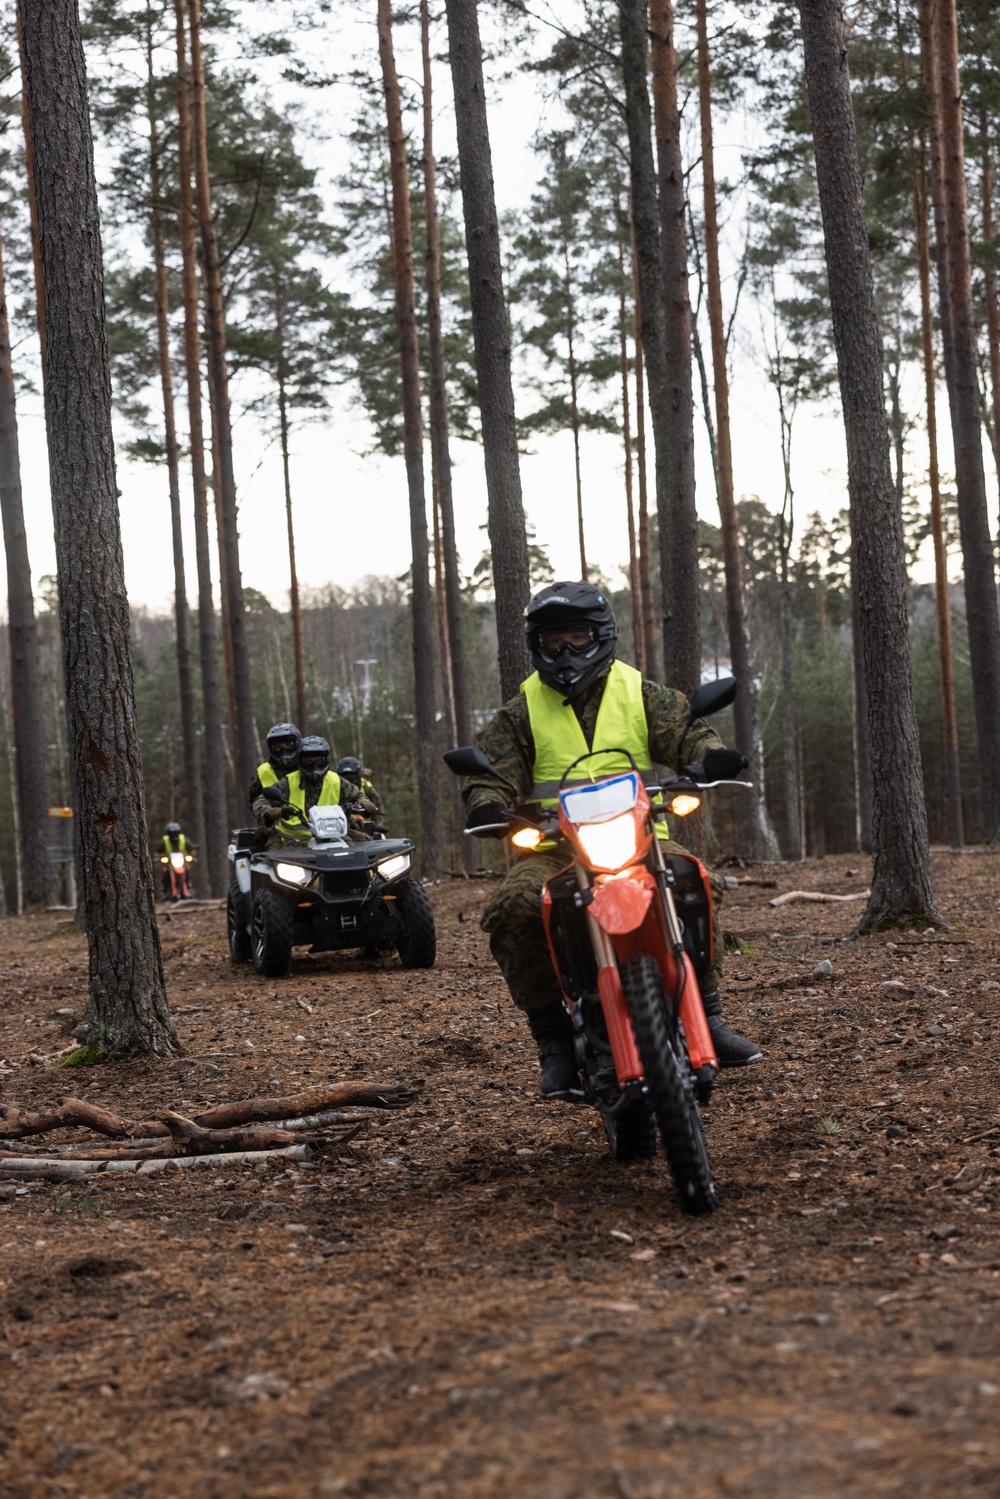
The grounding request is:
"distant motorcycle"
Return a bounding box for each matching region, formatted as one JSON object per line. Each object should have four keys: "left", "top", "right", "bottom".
{"left": 446, "top": 676, "right": 748, "bottom": 1216}
{"left": 160, "top": 846, "right": 194, "bottom": 901}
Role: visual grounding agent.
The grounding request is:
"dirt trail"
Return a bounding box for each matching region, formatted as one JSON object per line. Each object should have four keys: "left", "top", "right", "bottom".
{"left": 2, "top": 850, "right": 1000, "bottom": 1498}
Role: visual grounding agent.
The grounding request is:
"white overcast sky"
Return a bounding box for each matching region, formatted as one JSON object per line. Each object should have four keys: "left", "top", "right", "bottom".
{"left": 11, "top": 1, "right": 954, "bottom": 616}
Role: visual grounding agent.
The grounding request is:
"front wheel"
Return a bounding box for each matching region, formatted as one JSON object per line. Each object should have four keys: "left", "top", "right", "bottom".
{"left": 228, "top": 882, "right": 252, "bottom": 964}
{"left": 602, "top": 1099, "right": 657, "bottom": 1162}
{"left": 251, "top": 888, "right": 293, "bottom": 977}
{"left": 394, "top": 879, "right": 436, "bottom": 969}
{"left": 620, "top": 952, "right": 719, "bottom": 1215}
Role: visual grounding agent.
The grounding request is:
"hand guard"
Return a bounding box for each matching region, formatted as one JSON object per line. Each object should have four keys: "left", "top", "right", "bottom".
{"left": 466, "top": 801, "right": 509, "bottom": 837}
{"left": 703, "top": 748, "right": 749, "bottom": 781}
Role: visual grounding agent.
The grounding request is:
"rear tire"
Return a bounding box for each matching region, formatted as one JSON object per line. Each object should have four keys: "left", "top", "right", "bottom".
{"left": 602, "top": 1099, "right": 657, "bottom": 1161}
{"left": 251, "top": 888, "right": 293, "bottom": 977}
{"left": 394, "top": 879, "right": 436, "bottom": 969}
{"left": 228, "top": 882, "right": 252, "bottom": 964}
{"left": 619, "top": 952, "right": 719, "bottom": 1214}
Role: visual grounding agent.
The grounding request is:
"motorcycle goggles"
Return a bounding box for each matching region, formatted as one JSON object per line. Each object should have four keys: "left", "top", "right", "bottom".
{"left": 300, "top": 753, "right": 329, "bottom": 774}
{"left": 536, "top": 624, "right": 598, "bottom": 659}
{"left": 269, "top": 737, "right": 297, "bottom": 759}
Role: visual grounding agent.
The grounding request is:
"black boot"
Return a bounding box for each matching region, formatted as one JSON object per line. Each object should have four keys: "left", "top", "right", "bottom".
{"left": 526, "top": 1002, "right": 582, "bottom": 1100}
{"left": 701, "top": 989, "right": 763, "bottom": 1068}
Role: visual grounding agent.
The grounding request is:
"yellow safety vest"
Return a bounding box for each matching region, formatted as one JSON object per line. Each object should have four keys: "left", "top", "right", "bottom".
{"left": 522, "top": 660, "right": 667, "bottom": 843}
{"left": 162, "top": 833, "right": 187, "bottom": 853}
{"left": 257, "top": 762, "right": 279, "bottom": 788}
{"left": 276, "top": 769, "right": 341, "bottom": 843}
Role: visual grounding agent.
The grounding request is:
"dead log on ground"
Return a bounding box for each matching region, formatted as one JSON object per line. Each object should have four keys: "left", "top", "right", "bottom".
{"left": 0, "top": 1098, "right": 131, "bottom": 1140}
{"left": 769, "top": 889, "right": 870, "bottom": 908}
{"left": 0, "top": 1143, "right": 312, "bottom": 1180}
{"left": 188, "top": 1080, "right": 422, "bottom": 1129}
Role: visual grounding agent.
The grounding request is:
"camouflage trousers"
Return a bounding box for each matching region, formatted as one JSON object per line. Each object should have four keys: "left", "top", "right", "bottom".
{"left": 481, "top": 843, "right": 725, "bottom": 1014}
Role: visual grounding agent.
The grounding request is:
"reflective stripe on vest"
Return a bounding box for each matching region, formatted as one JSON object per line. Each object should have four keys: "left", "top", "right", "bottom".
{"left": 276, "top": 770, "right": 342, "bottom": 843}
{"left": 258, "top": 762, "right": 279, "bottom": 788}
{"left": 162, "top": 833, "right": 187, "bottom": 853}
{"left": 522, "top": 660, "right": 667, "bottom": 843}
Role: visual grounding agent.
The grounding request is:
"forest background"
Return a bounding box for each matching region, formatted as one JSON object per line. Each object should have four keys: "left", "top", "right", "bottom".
{"left": 0, "top": 0, "right": 993, "bottom": 907}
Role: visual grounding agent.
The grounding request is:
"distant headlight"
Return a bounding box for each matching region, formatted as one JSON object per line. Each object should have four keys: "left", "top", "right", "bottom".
{"left": 377, "top": 852, "right": 411, "bottom": 881}
{"left": 275, "top": 862, "right": 311, "bottom": 887}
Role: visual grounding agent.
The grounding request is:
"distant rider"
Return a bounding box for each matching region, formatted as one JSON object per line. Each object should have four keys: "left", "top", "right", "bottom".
{"left": 253, "top": 736, "right": 373, "bottom": 847}
{"left": 461, "top": 581, "right": 762, "bottom": 1100}
{"left": 248, "top": 722, "right": 302, "bottom": 814}
{"left": 337, "top": 755, "right": 386, "bottom": 826}
{"left": 160, "top": 821, "right": 190, "bottom": 899}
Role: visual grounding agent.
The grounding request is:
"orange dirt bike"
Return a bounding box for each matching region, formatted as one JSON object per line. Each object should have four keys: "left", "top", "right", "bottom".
{"left": 160, "top": 846, "right": 194, "bottom": 901}
{"left": 445, "top": 676, "right": 749, "bottom": 1215}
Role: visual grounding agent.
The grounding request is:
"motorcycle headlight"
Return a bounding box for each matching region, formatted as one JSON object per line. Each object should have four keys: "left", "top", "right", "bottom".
{"left": 275, "top": 861, "right": 311, "bottom": 887}
{"left": 377, "top": 852, "right": 411, "bottom": 881}
{"left": 575, "top": 812, "right": 639, "bottom": 872}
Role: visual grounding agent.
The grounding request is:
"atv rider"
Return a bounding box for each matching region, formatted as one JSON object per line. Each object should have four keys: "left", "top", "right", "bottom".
{"left": 337, "top": 755, "right": 386, "bottom": 827}
{"left": 253, "top": 736, "right": 374, "bottom": 847}
{"left": 248, "top": 722, "right": 301, "bottom": 814}
{"left": 461, "top": 581, "right": 763, "bottom": 1100}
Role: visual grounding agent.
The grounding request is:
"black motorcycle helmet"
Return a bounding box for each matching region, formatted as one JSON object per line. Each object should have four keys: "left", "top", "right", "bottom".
{"left": 525, "top": 580, "right": 619, "bottom": 699}
{"left": 266, "top": 721, "right": 301, "bottom": 773}
{"left": 298, "top": 735, "right": 332, "bottom": 785}
{"left": 166, "top": 821, "right": 182, "bottom": 838}
{"left": 337, "top": 755, "right": 363, "bottom": 785}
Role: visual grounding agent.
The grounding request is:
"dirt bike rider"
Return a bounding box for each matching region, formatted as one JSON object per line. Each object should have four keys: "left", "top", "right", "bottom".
{"left": 160, "top": 821, "right": 190, "bottom": 898}
{"left": 461, "top": 581, "right": 763, "bottom": 1100}
{"left": 337, "top": 755, "right": 385, "bottom": 826}
{"left": 252, "top": 736, "right": 374, "bottom": 847}
{"left": 248, "top": 722, "right": 301, "bottom": 814}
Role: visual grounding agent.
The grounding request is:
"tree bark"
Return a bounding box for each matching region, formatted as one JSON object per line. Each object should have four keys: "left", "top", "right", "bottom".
{"left": 146, "top": 20, "right": 205, "bottom": 863}
{"left": 926, "top": 0, "right": 1000, "bottom": 842}
{"left": 276, "top": 352, "right": 307, "bottom": 731}
{"left": 0, "top": 227, "right": 51, "bottom": 908}
{"left": 15, "top": 13, "right": 46, "bottom": 372}
{"left": 695, "top": 0, "right": 777, "bottom": 861}
{"left": 443, "top": 0, "right": 530, "bottom": 700}
{"left": 617, "top": 236, "right": 643, "bottom": 672}
{"left": 980, "top": 110, "right": 1000, "bottom": 535}
{"left": 849, "top": 548, "right": 873, "bottom": 851}
{"left": 17, "top": 0, "right": 175, "bottom": 1052}
{"left": 186, "top": 0, "right": 257, "bottom": 794}
{"left": 377, "top": 0, "right": 442, "bottom": 878}
{"left": 915, "top": 146, "right": 963, "bottom": 848}
{"left": 649, "top": 0, "right": 700, "bottom": 695}
{"left": 798, "top": 0, "right": 938, "bottom": 926}
{"left": 629, "top": 219, "right": 658, "bottom": 680}
{"left": 421, "top": 0, "right": 472, "bottom": 750}
{"left": 174, "top": 0, "right": 228, "bottom": 896}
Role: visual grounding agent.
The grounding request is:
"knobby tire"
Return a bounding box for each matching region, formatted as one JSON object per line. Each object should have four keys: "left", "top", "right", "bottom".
{"left": 227, "top": 881, "right": 252, "bottom": 964}
{"left": 619, "top": 952, "right": 719, "bottom": 1214}
{"left": 395, "top": 879, "right": 436, "bottom": 969}
{"left": 251, "top": 888, "right": 294, "bottom": 978}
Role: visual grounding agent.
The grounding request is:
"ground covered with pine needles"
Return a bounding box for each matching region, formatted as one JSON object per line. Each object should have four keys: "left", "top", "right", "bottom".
{"left": 2, "top": 849, "right": 1000, "bottom": 1497}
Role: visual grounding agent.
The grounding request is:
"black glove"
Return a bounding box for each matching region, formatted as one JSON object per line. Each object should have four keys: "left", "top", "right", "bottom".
{"left": 466, "top": 801, "right": 509, "bottom": 836}
{"left": 703, "top": 748, "right": 749, "bottom": 781}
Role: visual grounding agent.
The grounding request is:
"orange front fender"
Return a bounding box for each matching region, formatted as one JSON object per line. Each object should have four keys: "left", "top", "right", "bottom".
{"left": 589, "top": 868, "right": 655, "bottom": 935}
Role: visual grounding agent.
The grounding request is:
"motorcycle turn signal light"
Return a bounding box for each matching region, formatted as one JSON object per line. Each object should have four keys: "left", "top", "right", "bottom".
{"left": 511, "top": 825, "right": 543, "bottom": 850}
{"left": 668, "top": 793, "right": 701, "bottom": 817}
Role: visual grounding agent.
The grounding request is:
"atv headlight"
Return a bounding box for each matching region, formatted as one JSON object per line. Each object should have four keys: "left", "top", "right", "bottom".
{"left": 377, "top": 852, "right": 411, "bottom": 881}
{"left": 275, "top": 861, "right": 311, "bottom": 887}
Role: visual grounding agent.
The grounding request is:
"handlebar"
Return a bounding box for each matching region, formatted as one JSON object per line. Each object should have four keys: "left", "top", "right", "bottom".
{"left": 464, "top": 773, "right": 752, "bottom": 838}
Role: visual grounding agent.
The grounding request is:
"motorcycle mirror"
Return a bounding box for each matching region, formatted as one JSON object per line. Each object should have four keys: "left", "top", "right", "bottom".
{"left": 261, "top": 785, "right": 285, "bottom": 805}
{"left": 688, "top": 675, "right": 737, "bottom": 721}
{"left": 443, "top": 746, "right": 518, "bottom": 796}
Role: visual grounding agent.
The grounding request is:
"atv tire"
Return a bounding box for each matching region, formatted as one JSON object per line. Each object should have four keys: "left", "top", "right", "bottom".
{"left": 228, "top": 882, "right": 252, "bottom": 964}
{"left": 394, "top": 879, "right": 436, "bottom": 969}
{"left": 620, "top": 952, "right": 719, "bottom": 1214}
{"left": 602, "top": 1099, "right": 657, "bottom": 1162}
{"left": 251, "top": 888, "right": 294, "bottom": 978}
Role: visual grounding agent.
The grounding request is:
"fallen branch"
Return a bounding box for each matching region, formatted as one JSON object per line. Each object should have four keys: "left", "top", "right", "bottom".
{"left": 769, "top": 889, "right": 870, "bottom": 908}
{"left": 0, "top": 1143, "right": 310, "bottom": 1181}
{"left": 189, "top": 1080, "right": 423, "bottom": 1129}
{"left": 0, "top": 1098, "right": 131, "bottom": 1141}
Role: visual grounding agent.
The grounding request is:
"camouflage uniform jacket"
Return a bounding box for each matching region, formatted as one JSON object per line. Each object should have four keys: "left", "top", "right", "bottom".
{"left": 462, "top": 670, "right": 726, "bottom": 819}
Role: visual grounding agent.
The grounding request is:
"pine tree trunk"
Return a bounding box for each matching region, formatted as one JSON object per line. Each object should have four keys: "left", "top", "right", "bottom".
{"left": 443, "top": 0, "right": 530, "bottom": 700}
{"left": 174, "top": 0, "right": 228, "bottom": 897}
{"left": 980, "top": 115, "right": 1000, "bottom": 531}
{"left": 649, "top": 0, "right": 700, "bottom": 695}
{"left": 420, "top": 0, "right": 472, "bottom": 751}
{"left": 798, "top": 0, "right": 938, "bottom": 926}
{"left": 0, "top": 228, "right": 51, "bottom": 908}
{"left": 778, "top": 521, "right": 802, "bottom": 861}
{"left": 16, "top": 13, "right": 46, "bottom": 371}
{"left": 915, "top": 148, "right": 964, "bottom": 848}
{"left": 186, "top": 0, "right": 257, "bottom": 795}
{"left": 377, "top": 0, "right": 442, "bottom": 878}
{"left": 850, "top": 548, "right": 873, "bottom": 851}
{"left": 926, "top": 0, "right": 1000, "bottom": 843}
{"left": 276, "top": 355, "right": 307, "bottom": 731}
{"left": 630, "top": 222, "right": 658, "bottom": 681}
{"left": 147, "top": 22, "right": 205, "bottom": 863}
{"left": 563, "top": 249, "right": 587, "bottom": 580}
{"left": 617, "top": 236, "right": 643, "bottom": 672}
{"left": 17, "top": 0, "right": 175, "bottom": 1052}
{"left": 619, "top": 0, "right": 678, "bottom": 694}
{"left": 695, "top": 0, "right": 778, "bottom": 861}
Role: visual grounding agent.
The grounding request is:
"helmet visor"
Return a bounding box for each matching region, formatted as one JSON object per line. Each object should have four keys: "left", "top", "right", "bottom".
{"left": 537, "top": 625, "right": 597, "bottom": 658}
{"left": 269, "top": 736, "right": 297, "bottom": 758}
{"left": 300, "top": 754, "right": 329, "bottom": 774}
